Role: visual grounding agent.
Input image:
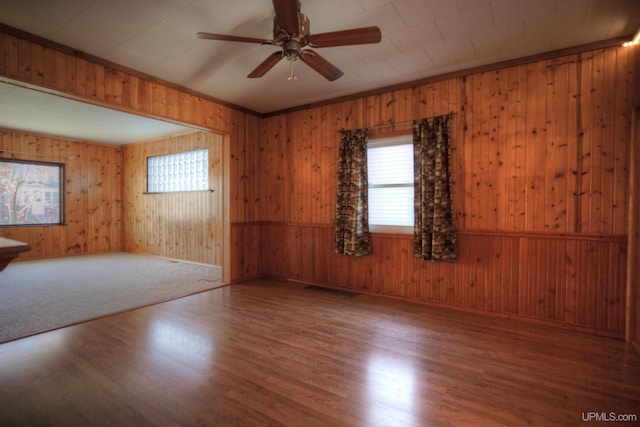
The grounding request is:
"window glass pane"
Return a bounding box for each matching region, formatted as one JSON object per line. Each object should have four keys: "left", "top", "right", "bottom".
{"left": 367, "top": 139, "right": 414, "bottom": 228}
{"left": 0, "top": 159, "right": 64, "bottom": 226}
{"left": 369, "top": 186, "right": 414, "bottom": 226}
{"left": 368, "top": 144, "right": 413, "bottom": 185}
{"left": 147, "top": 149, "right": 208, "bottom": 193}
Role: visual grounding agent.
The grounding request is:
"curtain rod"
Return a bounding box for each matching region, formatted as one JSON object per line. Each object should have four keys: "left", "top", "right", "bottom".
{"left": 339, "top": 111, "right": 456, "bottom": 133}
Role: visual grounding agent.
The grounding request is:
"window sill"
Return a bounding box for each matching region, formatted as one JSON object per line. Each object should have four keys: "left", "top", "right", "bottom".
{"left": 143, "top": 189, "right": 214, "bottom": 195}
{"left": 369, "top": 225, "right": 413, "bottom": 234}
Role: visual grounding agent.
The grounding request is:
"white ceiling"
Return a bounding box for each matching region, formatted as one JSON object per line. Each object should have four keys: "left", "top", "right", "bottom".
{"left": 0, "top": 81, "right": 196, "bottom": 144}
{"left": 0, "top": 0, "right": 639, "bottom": 144}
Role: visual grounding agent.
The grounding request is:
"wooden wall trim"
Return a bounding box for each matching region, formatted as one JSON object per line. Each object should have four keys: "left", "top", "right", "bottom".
{"left": 457, "top": 230, "right": 626, "bottom": 242}
{"left": 233, "top": 221, "right": 626, "bottom": 242}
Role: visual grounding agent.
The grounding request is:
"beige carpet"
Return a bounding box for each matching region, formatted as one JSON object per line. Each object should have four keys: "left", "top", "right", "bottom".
{"left": 0, "top": 252, "right": 223, "bottom": 343}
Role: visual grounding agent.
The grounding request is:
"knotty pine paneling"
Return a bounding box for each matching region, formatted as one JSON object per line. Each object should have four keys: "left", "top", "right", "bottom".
{"left": 2, "top": 26, "right": 638, "bottom": 335}
{"left": 0, "top": 129, "right": 123, "bottom": 259}
{"left": 257, "top": 46, "right": 634, "bottom": 236}
{"left": 230, "top": 222, "right": 261, "bottom": 281}
{"left": 252, "top": 44, "right": 637, "bottom": 336}
{"left": 123, "top": 131, "right": 222, "bottom": 266}
{"left": 1, "top": 28, "right": 256, "bottom": 283}
{"left": 260, "top": 223, "right": 626, "bottom": 337}
{"left": 0, "top": 32, "right": 245, "bottom": 134}
{"left": 231, "top": 114, "right": 259, "bottom": 223}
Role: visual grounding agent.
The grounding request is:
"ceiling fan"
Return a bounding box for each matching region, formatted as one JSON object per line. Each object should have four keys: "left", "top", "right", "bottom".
{"left": 196, "top": 0, "right": 381, "bottom": 81}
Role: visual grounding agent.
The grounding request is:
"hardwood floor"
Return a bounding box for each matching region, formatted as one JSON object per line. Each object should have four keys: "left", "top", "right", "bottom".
{"left": 0, "top": 279, "right": 638, "bottom": 427}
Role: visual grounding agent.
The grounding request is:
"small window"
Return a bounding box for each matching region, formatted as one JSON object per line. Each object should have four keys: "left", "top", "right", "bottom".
{"left": 147, "top": 149, "right": 208, "bottom": 193}
{"left": 367, "top": 136, "right": 414, "bottom": 233}
{"left": 0, "top": 158, "right": 65, "bottom": 226}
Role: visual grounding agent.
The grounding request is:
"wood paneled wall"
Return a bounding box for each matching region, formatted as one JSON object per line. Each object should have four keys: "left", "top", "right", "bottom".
{"left": 0, "top": 130, "right": 122, "bottom": 259}
{"left": 123, "top": 131, "right": 223, "bottom": 266}
{"left": 1, "top": 28, "right": 251, "bottom": 283}
{"left": 260, "top": 224, "right": 626, "bottom": 335}
{"left": 1, "top": 27, "right": 638, "bottom": 337}
{"left": 242, "top": 44, "right": 639, "bottom": 337}
{"left": 252, "top": 48, "right": 635, "bottom": 233}
{"left": 0, "top": 31, "right": 244, "bottom": 134}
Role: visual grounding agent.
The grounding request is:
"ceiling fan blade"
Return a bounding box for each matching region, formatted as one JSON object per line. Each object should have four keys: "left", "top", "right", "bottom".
{"left": 197, "top": 32, "right": 271, "bottom": 44}
{"left": 272, "top": 0, "right": 300, "bottom": 36}
{"left": 307, "top": 26, "right": 382, "bottom": 48}
{"left": 248, "top": 52, "right": 284, "bottom": 78}
{"left": 300, "top": 50, "right": 344, "bottom": 81}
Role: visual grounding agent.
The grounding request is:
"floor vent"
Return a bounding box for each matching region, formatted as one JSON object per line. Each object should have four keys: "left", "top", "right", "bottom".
{"left": 305, "top": 285, "right": 360, "bottom": 298}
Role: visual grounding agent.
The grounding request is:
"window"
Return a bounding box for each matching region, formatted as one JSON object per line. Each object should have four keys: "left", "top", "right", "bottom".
{"left": 367, "top": 136, "right": 414, "bottom": 233}
{"left": 147, "top": 149, "right": 208, "bottom": 193}
{"left": 0, "top": 158, "right": 64, "bottom": 226}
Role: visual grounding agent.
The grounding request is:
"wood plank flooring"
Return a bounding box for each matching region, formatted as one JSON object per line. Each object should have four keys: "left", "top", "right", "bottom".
{"left": 0, "top": 279, "right": 638, "bottom": 426}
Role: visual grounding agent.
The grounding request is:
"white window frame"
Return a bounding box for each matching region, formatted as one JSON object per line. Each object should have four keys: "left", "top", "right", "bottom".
{"left": 367, "top": 135, "right": 414, "bottom": 234}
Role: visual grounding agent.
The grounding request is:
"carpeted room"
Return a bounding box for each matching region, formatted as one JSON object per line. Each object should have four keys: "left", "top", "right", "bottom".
{"left": 0, "top": 252, "right": 223, "bottom": 343}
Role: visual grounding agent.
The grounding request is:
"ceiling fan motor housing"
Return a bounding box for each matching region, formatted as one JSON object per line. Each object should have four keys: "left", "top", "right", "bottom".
{"left": 283, "top": 40, "right": 302, "bottom": 59}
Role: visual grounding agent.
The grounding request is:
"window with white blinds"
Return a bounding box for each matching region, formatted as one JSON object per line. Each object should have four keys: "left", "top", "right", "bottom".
{"left": 147, "top": 149, "right": 209, "bottom": 193}
{"left": 367, "top": 136, "right": 414, "bottom": 232}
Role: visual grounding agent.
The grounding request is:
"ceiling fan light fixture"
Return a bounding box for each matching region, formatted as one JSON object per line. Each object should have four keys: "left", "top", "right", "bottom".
{"left": 287, "top": 58, "right": 297, "bottom": 81}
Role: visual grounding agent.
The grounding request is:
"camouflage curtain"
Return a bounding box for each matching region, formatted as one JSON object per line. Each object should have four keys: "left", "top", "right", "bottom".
{"left": 413, "top": 116, "right": 456, "bottom": 260}
{"left": 335, "top": 129, "right": 371, "bottom": 256}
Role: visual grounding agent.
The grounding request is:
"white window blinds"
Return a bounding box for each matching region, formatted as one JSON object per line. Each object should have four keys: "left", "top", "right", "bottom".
{"left": 367, "top": 138, "right": 414, "bottom": 228}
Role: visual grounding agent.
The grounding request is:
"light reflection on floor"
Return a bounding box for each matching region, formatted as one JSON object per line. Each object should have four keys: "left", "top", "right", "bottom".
{"left": 149, "top": 319, "right": 214, "bottom": 364}
{"left": 0, "top": 327, "right": 69, "bottom": 357}
{"left": 367, "top": 353, "right": 417, "bottom": 427}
